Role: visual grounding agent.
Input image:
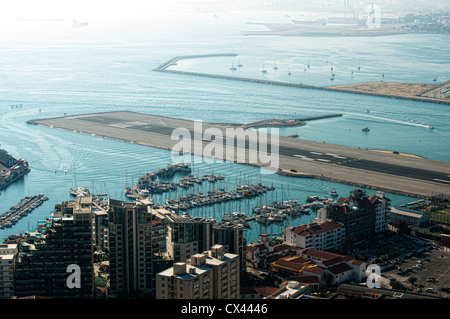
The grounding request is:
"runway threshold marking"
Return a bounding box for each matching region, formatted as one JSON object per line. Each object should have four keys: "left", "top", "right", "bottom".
{"left": 325, "top": 153, "right": 347, "bottom": 159}
{"left": 294, "top": 155, "right": 314, "bottom": 161}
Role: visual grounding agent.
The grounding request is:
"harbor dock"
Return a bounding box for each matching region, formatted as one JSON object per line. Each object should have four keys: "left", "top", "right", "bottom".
{"left": 0, "top": 194, "right": 48, "bottom": 229}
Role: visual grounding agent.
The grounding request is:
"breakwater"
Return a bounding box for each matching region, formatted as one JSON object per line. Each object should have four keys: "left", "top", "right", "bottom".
{"left": 153, "top": 54, "right": 450, "bottom": 105}
{"left": 242, "top": 114, "right": 342, "bottom": 129}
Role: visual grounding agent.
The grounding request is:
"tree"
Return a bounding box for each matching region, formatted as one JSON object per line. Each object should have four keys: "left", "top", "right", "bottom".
{"left": 408, "top": 276, "right": 418, "bottom": 286}
{"left": 390, "top": 278, "right": 402, "bottom": 290}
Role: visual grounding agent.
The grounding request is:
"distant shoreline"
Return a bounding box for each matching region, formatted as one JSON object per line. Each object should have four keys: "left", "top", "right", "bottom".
{"left": 242, "top": 22, "right": 449, "bottom": 37}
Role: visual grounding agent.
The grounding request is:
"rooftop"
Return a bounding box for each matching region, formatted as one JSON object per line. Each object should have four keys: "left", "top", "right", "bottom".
{"left": 267, "top": 281, "right": 308, "bottom": 299}
{"left": 289, "top": 221, "right": 343, "bottom": 237}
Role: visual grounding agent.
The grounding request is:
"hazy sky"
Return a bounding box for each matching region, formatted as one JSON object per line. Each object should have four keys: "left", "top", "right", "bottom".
{"left": 2, "top": 0, "right": 448, "bottom": 21}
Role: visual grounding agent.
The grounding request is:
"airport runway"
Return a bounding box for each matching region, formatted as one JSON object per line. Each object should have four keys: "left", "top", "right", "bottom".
{"left": 28, "top": 111, "right": 450, "bottom": 198}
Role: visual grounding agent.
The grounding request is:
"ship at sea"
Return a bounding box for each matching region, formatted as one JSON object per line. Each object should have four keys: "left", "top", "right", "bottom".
{"left": 72, "top": 19, "right": 88, "bottom": 28}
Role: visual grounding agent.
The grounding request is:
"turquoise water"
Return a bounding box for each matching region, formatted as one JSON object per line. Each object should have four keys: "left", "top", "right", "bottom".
{"left": 0, "top": 11, "right": 449, "bottom": 242}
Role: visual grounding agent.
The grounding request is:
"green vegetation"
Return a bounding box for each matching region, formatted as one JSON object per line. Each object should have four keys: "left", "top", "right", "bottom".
{"left": 411, "top": 195, "right": 450, "bottom": 224}
{"left": 390, "top": 278, "right": 402, "bottom": 290}
{"left": 94, "top": 275, "right": 107, "bottom": 288}
{"left": 407, "top": 276, "right": 418, "bottom": 285}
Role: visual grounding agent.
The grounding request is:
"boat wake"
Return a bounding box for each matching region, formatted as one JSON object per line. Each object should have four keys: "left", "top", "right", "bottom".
{"left": 346, "top": 112, "right": 433, "bottom": 129}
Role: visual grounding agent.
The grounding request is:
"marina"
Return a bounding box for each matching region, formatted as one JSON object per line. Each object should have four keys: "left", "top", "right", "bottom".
{"left": 0, "top": 194, "right": 48, "bottom": 229}
{"left": 125, "top": 163, "right": 227, "bottom": 199}
{"left": 163, "top": 183, "right": 275, "bottom": 212}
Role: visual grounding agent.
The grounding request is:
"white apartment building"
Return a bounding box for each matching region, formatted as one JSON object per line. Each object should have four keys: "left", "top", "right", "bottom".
{"left": 156, "top": 245, "right": 239, "bottom": 299}
{"left": 284, "top": 221, "right": 344, "bottom": 251}
{"left": 156, "top": 261, "right": 213, "bottom": 299}
{"left": 0, "top": 244, "right": 18, "bottom": 299}
{"left": 373, "top": 191, "right": 390, "bottom": 233}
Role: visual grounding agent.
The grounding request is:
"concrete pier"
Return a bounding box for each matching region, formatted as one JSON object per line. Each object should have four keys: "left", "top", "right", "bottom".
{"left": 28, "top": 111, "right": 450, "bottom": 198}
{"left": 153, "top": 55, "right": 450, "bottom": 105}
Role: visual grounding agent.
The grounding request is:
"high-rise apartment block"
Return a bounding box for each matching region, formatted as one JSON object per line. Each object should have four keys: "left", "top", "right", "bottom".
{"left": 14, "top": 196, "right": 94, "bottom": 299}
{"left": 0, "top": 244, "right": 18, "bottom": 299}
{"left": 319, "top": 190, "right": 390, "bottom": 243}
{"left": 107, "top": 199, "right": 153, "bottom": 298}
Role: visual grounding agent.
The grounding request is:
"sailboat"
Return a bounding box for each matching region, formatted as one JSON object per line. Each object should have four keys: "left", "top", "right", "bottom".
{"left": 229, "top": 62, "right": 237, "bottom": 71}
{"left": 237, "top": 58, "right": 243, "bottom": 68}
{"left": 261, "top": 64, "right": 267, "bottom": 73}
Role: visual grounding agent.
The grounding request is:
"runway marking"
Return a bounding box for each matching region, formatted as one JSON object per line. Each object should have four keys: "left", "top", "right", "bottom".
{"left": 433, "top": 178, "right": 450, "bottom": 184}
{"left": 316, "top": 158, "right": 331, "bottom": 162}
{"left": 159, "top": 118, "right": 167, "bottom": 127}
{"left": 325, "top": 153, "right": 347, "bottom": 159}
{"left": 109, "top": 123, "right": 133, "bottom": 128}
{"left": 294, "top": 155, "right": 314, "bottom": 161}
{"left": 310, "top": 151, "right": 323, "bottom": 155}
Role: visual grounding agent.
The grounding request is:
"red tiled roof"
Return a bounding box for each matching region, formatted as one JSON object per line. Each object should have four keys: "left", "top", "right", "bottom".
{"left": 303, "top": 265, "right": 325, "bottom": 275}
{"left": 300, "top": 248, "right": 344, "bottom": 261}
{"left": 321, "top": 256, "right": 345, "bottom": 267}
{"left": 255, "top": 243, "right": 268, "bottom": 250}
{"left": 273, "top": 244, "right": 293, "bottom": 252}
{"left": 246, "top": 243, "right": 268, "bottom": 251}
{"left": 240, "top": 286, "right": 279, "bottom": 296}
{"left": 273, "top": 256, "right": 310, "bottom": 271}
{"left": 287, "top": 275, "right": 320, "bottom": 284}
{"left": 327, "top": 262, "right": 353, "bottom": 275}
{"left": 343, "top": 255, "right": 354, "bottom": 262}
{"left": 290, "top": 221, "right": 342, "bottom": 237}
{"left": 351, "top": 259, "right": 364, "bottom": 266}
{"left": 246, "top": 246, "right": 258, "bottom": 252}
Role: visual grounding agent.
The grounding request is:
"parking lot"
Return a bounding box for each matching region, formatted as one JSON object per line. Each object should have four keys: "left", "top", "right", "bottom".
{"left": 382, "top": 245, "right": 450, "bottom": 298}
